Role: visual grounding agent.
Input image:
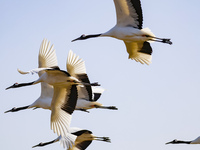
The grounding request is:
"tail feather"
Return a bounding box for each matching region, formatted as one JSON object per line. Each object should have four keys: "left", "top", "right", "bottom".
{"left": 17, "top": 68, "right": 30, "bottom": 74}
{"left": 17, "top": 68, "right": 50, "bottom": 75}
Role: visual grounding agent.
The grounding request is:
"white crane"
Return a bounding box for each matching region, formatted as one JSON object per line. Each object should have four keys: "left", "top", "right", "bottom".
{"left": 5, "top": 39, "right": 57, "bottom": 111}
{"left": 166, "top": 136, "right": 200, "bottom": 144}
{"left": 5, "top": 39, "right": 117, "bottom": 113}
{"left": 32, "top": 127, "right": 110, "bottom": 150}
{"left": 5, "top": 39, "right": 100, "bottom": 148}
{"left": 72, "top": 0, "right": 172, "bottom": 65}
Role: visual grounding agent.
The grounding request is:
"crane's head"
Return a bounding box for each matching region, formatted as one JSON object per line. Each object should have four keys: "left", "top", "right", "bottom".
{"left": 165, "top": 139, "right": 177, "bottom": 144}
{"left": 5, "top": 81, "right": 35, "bottom": 90}
{"left": 4, "top": 107, "right": 17, "bottom": 113}
{"left": 6, "top": 83, "right": 19, "bottom": 90}
{"left": 32, "top": 142, "right": 44, "bottom": 148}
{"left": 72, "top": 34, "right": 102, "bottom": 42}
{"left": 71, "top": 34, "right": 87, "bottom": 42}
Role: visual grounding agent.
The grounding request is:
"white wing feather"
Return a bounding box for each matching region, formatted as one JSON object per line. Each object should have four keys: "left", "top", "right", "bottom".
{"left": 124, "top": 41, "right": 152, "bottom": 65}
{"left": 18, "top": 39, "right": 58, "bottom": 98}
{"left": 39, "top": 38, "right": 58, "bottom": 68}
{"left": 67, "top": 50, "right": 86, "bottom": 77}
{"left": 59, "top": 133, "right": 77, "bottom": 149}
{"left": 51, "top": 109, "right": 72, "bottom": 137}
{"left": 91, "top": 86, "right": 105, "bottom": 94}
{"left": 114, "top": 0, "right": 140, "bottom": 27}
{"left": 17, "top": 38, "right": 58, "bottom": 76}
{"left": 69, "top": 127, "right": 82, "bottom": 134}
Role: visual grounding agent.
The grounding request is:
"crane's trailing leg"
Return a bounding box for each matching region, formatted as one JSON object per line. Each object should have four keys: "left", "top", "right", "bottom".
{"left": 94, "top": 136, "right": 111, "bottom": 142}
{"left": 94, "top": 105, "right": 118, "bottom": 110}
{"left": 76, "top": 108, "right": 90, "bottom": 113}
{"left": 146, "top": 35, "right": 172, "bottom": 45}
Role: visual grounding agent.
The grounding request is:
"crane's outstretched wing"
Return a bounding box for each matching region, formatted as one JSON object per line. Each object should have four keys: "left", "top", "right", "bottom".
{"left": 67, "top": 50, "right": 86, "bottom": 77}
{"left": 91, "top": 86, "right": 105, "bottom": 101}
{"left": 18, "top": 39, "right": 59, "bottom": 98}
{"left": 51, "top": 84, "right": 78, "bottom": 138}
{"left": 67, "top": 50, "right": 94, "bottom": 101}
{"left": 17, "top": 38, "right": 59, "bottom": 75}
{"left": 38, "top": 38, "right": 58, "bottom": 69}
{"left": 114, "top": 0, "right": 143, "bottom": 29}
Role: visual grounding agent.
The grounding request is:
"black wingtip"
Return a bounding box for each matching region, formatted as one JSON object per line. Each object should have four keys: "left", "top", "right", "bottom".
{"left": 139, "top": 42, "right": 153, "bottom": 55}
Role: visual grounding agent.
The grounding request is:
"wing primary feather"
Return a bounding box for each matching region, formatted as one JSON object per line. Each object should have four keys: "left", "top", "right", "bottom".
{"left": 129, "top": 0, "right": 143, "bottom": 29}
{"left": 67, "top": 50, "right": 86, "bottom": 77}
{"left": 38, "top": 39, "right": 58, "bottom": 68}
{"left": 57, "top": 120, "right": 62, "bottom": 137}
{"left": 61, "top": 85, "right": 78, "bottom": 115}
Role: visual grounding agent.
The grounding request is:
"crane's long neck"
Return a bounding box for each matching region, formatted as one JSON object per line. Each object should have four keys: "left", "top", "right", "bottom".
{"left": 32, "top": 139, "right": 57, "bottom": 148}
{"left": 166, "top": 140, "right": 192, "bottom": 144}
{"left": 16, "top": 82, "right": 35, "bottom": 87}
{"left": 174, "top": 140, "right": 191, "bottom": 144}
{"left": 4, "top": 105, "right": 30, "bottom": 113}
{"left": 85, "top": 34, "right": 102, "bottom": 39}
{"left": 6, "top": 81, "right": 35, "bottom": 90}
{"left": 72, "top": 34, "right": 102, "bottom": 42}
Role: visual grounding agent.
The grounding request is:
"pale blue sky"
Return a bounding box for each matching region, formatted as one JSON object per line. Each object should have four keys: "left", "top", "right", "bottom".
{"left": 1, "top": 0, "right": 200, "bottom": 150}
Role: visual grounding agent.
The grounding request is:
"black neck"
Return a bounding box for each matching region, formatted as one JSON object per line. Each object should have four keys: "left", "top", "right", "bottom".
{"left": 85, "top": 34, "right": 101, "bottom": 39}
{"left": 167, "top": 140, "right": 192, "bottom": 144}
{"left": 17, "top": 82, "right": 35, "bottom": 87}
{"left": 32, "top": 139, "right": 56, "bottom": 148}
{"left": 72, "top": 34, "right": 102, "bottom": 42}
{"left": 6, "top": 81, "right": 35, "bottom": 90}
{"left": 4, "top": 105, "right": 30, "bottom": 113}
{"left": 40, "top": 140, "right": 56, "bottom": 146}
{"left": 174, "top": 140, "right": 191, "bottom": 144}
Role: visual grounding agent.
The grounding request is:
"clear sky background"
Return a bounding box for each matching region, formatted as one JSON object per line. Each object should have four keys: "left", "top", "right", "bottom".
{"left": 1, "top": 0, "right": 200, "bottom": 150}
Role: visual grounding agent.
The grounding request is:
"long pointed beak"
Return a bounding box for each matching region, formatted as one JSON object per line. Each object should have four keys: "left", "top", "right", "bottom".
{"left": 32, "top": 144, "right": 39, "bottom": 148}
{"left": 5, "top": 85, "right": 14, "bottom": 90}
{"left": 4, "top": 109, "right": 11, "bottom": 113}
{"left": 165, "top": 141, "right": 173, "bottom": 144}
{"left": 71, "top": 37, "right": 81, "bottom": 42}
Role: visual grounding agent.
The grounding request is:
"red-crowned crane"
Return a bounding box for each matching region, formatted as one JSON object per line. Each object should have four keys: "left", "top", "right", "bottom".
{"left": 72, "top": 0, "right": 172, "bottom": 65}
